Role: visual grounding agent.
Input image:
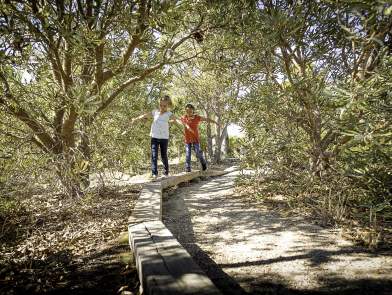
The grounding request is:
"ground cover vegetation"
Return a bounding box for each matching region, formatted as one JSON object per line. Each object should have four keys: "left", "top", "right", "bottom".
{"left": 0, "top": 0, "right": 391, "bottom": 293}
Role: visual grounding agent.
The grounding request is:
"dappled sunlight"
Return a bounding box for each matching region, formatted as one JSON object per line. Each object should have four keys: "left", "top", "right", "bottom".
{"left": 163, "top": 171, "right": 392, "bottom": 294}
{"left": 2, "top": 0, "right": 391, "bottom": 293}
{"left": 90, "top": 170, "right": 151, "bottom": 187}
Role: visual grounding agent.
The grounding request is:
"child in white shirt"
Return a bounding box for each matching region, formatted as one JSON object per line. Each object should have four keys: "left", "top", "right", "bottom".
{"left": 131, "top": 95, "right": 177, "bottom": 178}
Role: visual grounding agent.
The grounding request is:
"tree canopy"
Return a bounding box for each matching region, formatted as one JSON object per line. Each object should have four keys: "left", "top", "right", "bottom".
{"left": 1, "top": 0, "right": 391, "bottom": 237}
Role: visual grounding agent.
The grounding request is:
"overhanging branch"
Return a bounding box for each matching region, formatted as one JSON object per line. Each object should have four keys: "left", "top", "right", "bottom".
{"left": 0, "top": 72, "right": 56, "bottom": 153}
{"left": 92, "top": 62, "right": 164, "bottom": 120}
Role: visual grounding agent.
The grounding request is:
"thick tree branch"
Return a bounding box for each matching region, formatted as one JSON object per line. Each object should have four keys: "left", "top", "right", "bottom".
{"left": 92, "top": 62, "right": 164, "bottom": 120}
{"left": 61, "top": 107, "right": 78, "bottom": 150}
{"left": 98, "top": 0, "right": 149, "bottom": 86}
{"left": 0, "top": 73, "right": 56, "bottom": 152}
{"left": 92, "top": 22, "right": 204, "bottom": 119}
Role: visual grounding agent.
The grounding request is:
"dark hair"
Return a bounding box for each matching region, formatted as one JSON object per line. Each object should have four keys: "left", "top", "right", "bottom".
{"left": 185, "top": 103, "right": 195, "bottom": 110}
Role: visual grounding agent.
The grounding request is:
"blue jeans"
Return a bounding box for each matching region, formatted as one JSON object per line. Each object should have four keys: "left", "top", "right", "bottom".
{"left": 151, "top": 138, "right": 169, "bottom": 176}
{"left": 185, "top": 143, "right": 207, "bottom": 172}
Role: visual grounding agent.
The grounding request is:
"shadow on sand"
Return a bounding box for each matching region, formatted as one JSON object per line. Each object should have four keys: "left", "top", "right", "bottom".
{"left": 162, "top": 173, "right": 392, "bottom": 295}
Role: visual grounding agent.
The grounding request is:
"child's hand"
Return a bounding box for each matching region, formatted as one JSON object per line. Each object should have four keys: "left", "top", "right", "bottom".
{"left": 186, "top": 125, "right": 195, "bottom": 134}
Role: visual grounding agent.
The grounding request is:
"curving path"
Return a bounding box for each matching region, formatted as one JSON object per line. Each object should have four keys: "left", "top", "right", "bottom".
{"left": 162, "top": 171, "right": 392, "bottom": 295}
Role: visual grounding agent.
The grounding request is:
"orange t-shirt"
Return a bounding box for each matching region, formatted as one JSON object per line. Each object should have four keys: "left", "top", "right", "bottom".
{"left": 181, "top": 115, "right": 202, "bottom": 143}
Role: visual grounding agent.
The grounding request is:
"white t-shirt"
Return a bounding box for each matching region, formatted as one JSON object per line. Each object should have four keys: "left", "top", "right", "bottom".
{"left": 150, "top": 110, "right": 172, "bottom": 139}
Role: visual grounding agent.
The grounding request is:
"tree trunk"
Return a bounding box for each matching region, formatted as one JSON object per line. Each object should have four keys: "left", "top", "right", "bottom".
{"left": 306, "top": 109, "right": 330, "bottom": 179}
{"left": 55, "top": 159, "right": 83, "bottom": 198}
{"left": 213, "top": 115, "right": 221, "bottom": 164}
{"left": 53, "top": 122, "right": 91, "bottom": 197}
{"left": 223, "top": 128, "right": 229, "bottom": 156}
{"left": 79, "top": 126, "right": 91, "bottom": 189}
{"left": 206, "top": 115, "right": 214, "bottom": 161}
{"left": 213, "top": 116, "right": 228, "bottom": 164}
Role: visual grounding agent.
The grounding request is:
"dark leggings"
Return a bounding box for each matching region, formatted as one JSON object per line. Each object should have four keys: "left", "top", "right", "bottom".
{"left": 151, "top": 137, "right": 169, "bottom": 176}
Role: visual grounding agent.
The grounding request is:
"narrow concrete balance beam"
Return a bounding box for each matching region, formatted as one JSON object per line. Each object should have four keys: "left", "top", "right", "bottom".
{"left": 128, "top": 168, "right": 237, "bottom": 294}
{"left": 129, "top": 221, "right": 221, "bottom": 295}
{"left": 129, "top": 182, "right": 162, "bottom": 224}
{"left": 161, "top": 171, "right": 201, "bottom": 189}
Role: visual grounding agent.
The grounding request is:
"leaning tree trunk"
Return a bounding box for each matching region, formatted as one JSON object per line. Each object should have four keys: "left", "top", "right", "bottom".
{"left": 215, "top": 125, "right": 228, "bottom": 163}
{"left": 224, "top": 130, "right": 229, "bottom": 156}
{"left": 213, "top": 115, "right": 228, "bottom": 164}
{"left": 213, "top": 115, "right": 221, "bottom": 164}
{"left": 206, "top": 111, "right": 214, "bottom": 161}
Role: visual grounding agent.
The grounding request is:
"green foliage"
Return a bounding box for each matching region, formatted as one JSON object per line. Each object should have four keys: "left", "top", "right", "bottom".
{"left": 337, "top": 56, "right": 392, "bottom": 203}
{"left": 0, "top": 0, "right": 218, "bottom": 195}
{"left": 0, "top": 0, "right": 391, "bottom": 237}
{"left": 225, "top": 0, "right": 392, "bottom": 232}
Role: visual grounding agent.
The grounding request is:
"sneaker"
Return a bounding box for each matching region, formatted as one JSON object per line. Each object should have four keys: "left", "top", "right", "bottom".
{"left": 202, "top": 163, "right": 207, "bottom": 171}
{"left": 149, "top": 174, "right": 158, "bottom": 181}
{"left": 162, "top": 173, "right": 169, "bottom": 178}
{"left": 185, "top": 168, "right": 191, "bottom": 173}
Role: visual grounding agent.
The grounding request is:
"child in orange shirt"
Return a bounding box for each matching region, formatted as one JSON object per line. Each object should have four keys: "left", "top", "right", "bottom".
{"left": 180, "top": 103, "right": 219, "bottom": 172}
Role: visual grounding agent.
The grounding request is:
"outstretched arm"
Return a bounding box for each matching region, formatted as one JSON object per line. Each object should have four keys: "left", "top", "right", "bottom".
{"left": 121, "top": 112, "right": 152, "bottom": 135}
{"left": 130, "top": 112, "right": 152, "bottom": 124}
{"left": 170, "top": 115, "right": 195, "bottom": 134}
{"left": 169, "top": 115, "right": 181, "bottom": 125}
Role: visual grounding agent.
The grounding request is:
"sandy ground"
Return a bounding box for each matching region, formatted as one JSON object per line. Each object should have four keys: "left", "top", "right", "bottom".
{"left": 162, "top": 171, "right": 392, "bottom": 295}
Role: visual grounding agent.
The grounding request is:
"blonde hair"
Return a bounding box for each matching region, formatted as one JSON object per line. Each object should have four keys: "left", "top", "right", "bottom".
{"left": 160, "top": 95, "right": 172, "bottom": 107}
